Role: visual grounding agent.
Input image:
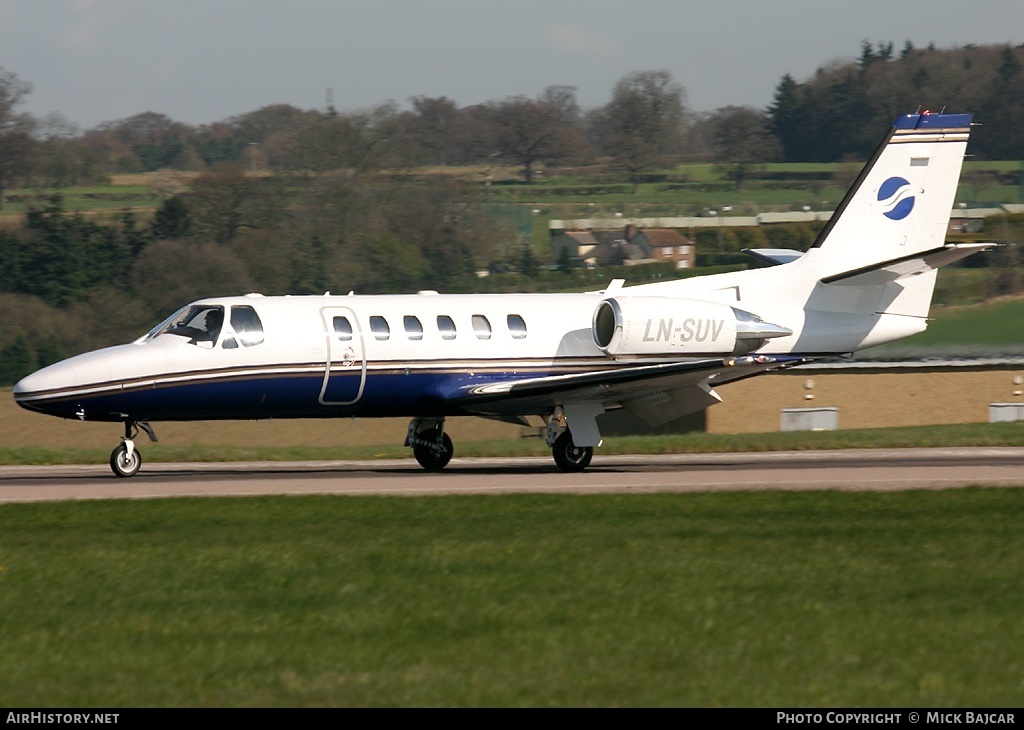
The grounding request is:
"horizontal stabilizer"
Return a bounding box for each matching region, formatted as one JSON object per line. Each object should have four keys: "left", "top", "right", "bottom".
{"left": 820, "top": 243, "right": 996, "bottom": 286}
{"left": 743, "top": 248, "right": 805, "bottom": 266}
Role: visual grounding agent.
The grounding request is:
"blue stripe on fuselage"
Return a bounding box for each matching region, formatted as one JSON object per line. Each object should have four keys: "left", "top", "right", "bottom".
{"left": 17, "top": 369, "right": 562, "bottom": 422}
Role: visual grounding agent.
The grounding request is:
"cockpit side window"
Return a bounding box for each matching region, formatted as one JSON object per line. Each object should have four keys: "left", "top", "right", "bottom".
{"left": 230, "top": 305, "right": 265, "bottom": 347}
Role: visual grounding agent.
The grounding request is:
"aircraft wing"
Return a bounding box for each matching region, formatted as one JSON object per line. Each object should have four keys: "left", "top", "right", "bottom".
{"left": 453, "top": 354, "right": 807, "bottom": 426}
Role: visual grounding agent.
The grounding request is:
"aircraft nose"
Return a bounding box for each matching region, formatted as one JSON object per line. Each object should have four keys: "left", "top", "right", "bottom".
{"left": 12, "top": 353, "right": 113, "bottom": 416}
{"left": 14, "top": 363, "right": 78, "bottom": 398}
{"left": 14, "top": 347, "right": 130, "bottom": 419}
{"left": 12, "top": 362, "right": 82, "bottom": 414}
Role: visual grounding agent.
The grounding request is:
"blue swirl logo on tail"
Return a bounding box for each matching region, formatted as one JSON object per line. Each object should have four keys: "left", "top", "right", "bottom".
{"left": 878, "top": 176, "right": 915, "bottom": 220}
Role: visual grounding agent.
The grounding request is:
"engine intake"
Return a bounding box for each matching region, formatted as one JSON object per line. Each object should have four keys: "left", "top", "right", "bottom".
{"left": 593, "top": 296, "right": 791, "bottom": 357}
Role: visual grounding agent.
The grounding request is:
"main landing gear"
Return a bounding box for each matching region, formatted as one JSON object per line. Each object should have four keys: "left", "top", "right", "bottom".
{"left": 546, "top": 408, "right": 593, "bottom": 472}
{"left": 551, "top": 431, "right": 593, "bottom": 472}
{"left": 405, "top": 411, "right": 596, "bottom": 473}
{"left": 406, "top": 417, "right": 454, "bottom": 471}
{"left": 109, "top": 421, "right": 158, "bottom": 478}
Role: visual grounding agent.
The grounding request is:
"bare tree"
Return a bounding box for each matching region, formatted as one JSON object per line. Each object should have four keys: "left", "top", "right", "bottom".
{"left": 188, "top": 163, "right": 259, "bottom": 244}
{"left": 90, "top": 111, "right": 195, "bottom": 171}
{"left": 488, "top": 87, "right": 587, "bottom": 182}
{"left": 538, "top": 85, "right": 583, "bottom": 127}
{"left": 0, "top": 68, "right": 32, "bottom": 127}
{"left": 0, "top": 68, "right": 38, "bottom": 210}
{"left": 706, "top": 106, "right": 780, "bottom": 189}
{"left": 409, "top": 96, "right": 459, "bottom": 166}
{"left": 589, "top": 70, "right": 687, "bottom": 192}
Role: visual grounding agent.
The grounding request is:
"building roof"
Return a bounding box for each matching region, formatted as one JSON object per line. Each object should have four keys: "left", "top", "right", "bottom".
{"left": 583, "top": 240, "right": 648, "bottom": 266}
{"left": 634, "top": 228, "right": 690, "bottom": 248}
{"left": 556, "top": 231, "right": 598, "bottom": 246}
{"left": 756, "top": 211, "right": 833, "bottom": 224}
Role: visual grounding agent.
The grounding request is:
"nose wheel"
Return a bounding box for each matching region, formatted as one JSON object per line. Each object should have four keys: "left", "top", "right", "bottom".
{"left": 109, "top": 421, "right": 157, "bottom": 478}
{"left": 110, "top": 442, "right": 142, "bottom": 478}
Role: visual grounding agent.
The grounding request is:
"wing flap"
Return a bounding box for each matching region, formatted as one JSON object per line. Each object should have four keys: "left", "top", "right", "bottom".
{"left": 455, "top": 355, "right": 806, "bottom": 419}
{"left": 622, "top": 382, "right": 722, "bottom": 426}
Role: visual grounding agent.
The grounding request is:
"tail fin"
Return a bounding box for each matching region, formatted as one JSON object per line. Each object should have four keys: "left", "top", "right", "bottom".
{"left": 809, "top": 112, "right": 973, "bottom": 279}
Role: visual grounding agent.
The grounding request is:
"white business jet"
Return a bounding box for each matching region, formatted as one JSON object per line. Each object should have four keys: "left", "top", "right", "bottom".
{"left": 13, "top": 112, "right": 991, "bottom": 477}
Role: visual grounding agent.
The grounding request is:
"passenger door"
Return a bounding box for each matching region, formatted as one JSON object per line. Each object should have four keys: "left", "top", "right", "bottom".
{"left": 319, "top": 306, "right": 366, "bottom": 405}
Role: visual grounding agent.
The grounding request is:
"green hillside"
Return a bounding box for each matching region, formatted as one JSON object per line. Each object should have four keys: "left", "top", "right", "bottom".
{"left": 866, "top": 295, "right": 1024, "bottom": 358}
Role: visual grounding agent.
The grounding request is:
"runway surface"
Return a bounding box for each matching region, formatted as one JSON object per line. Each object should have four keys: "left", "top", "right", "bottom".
{"left": 1, "top": 447, "right": 1023, "bottom": 503}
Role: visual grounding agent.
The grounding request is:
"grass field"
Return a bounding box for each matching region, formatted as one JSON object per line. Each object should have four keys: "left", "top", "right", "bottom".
{"left": 867, "top": 294, "right": 1024, "bottom": 357}
{"left": 903, "top": 297, "right": 1024, "bottom": 347}
{"left": 2, "top": 159, "right": 1018, "bottom": 223}
{"left": 1, "top": 489, "right": 1021, "bottom": 706}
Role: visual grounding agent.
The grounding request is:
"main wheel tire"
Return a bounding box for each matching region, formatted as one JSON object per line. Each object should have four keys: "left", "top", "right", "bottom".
{"left": 552, "top": 431, "right": 593, "bottom": 472}
{"left": 412, "top": 429, "right": 454, "bottom": 471}
{"left": 110, "top": 444, "right": 142, "bottom": 478}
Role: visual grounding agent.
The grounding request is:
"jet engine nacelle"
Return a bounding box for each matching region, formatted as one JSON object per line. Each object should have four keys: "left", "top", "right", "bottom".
{"left": 592, "top": 296, "right": 792, "bottom": 357}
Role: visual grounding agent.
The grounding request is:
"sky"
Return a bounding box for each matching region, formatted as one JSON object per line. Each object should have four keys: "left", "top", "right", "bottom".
{"left": 2, "top": 0, "right": 1021, "bottom": 130}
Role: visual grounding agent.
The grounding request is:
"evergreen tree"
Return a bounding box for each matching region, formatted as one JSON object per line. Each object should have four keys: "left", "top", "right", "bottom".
{"left": 151, "top": 195, "right": 192, "bottom": 240}
{"left": 767, "top": 74, "right": 805, "bottom": 162}
{"left": 997, "top": 46, "right": 1022, "bottom": 82}
{"left": 520, "top": 242, "right": 539, "bottom": 277}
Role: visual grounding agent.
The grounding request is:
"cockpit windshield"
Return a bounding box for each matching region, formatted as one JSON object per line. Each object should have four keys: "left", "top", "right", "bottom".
{"left": 147, "top": 305, "right": 225, "bottom": 346}
{"left": 145, "top": 303, "right": 265, "bottom": 349}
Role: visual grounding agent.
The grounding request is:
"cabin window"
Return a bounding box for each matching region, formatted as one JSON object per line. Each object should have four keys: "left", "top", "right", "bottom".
{"left": 472, "top": 314, "right": 492, "bottom": 340}
{"left": 333, "top": 316, "right": 353, "bottom": 341}
{"left": 437, "top": 315, "right": 456, "bottom": 340}
{"left": 404, "top": 316, "right": 424, "bottom": 340}
{"left": 507, "top": 314, "right": 527, "bottom": 339}
{"left": 230, "top": 305, "right": 265, "bottom": 347}
{"left": 370, "top": 316, "right": 390, "bottom": 341}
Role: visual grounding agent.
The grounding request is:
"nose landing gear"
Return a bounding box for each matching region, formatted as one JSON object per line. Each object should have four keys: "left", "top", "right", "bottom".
{"left": 110, "top": 441, "right": 142, "bottom": 478}
{"left": 109, "top": 421, "right": 158, "bottom": 478}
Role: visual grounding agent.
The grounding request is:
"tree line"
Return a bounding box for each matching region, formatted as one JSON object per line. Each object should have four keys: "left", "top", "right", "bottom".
{"left": 768, "top": 42, "right": 1024, "bottom": 162}
{"left": 2, "top": 42, "right": 1022, "bottom": 199}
